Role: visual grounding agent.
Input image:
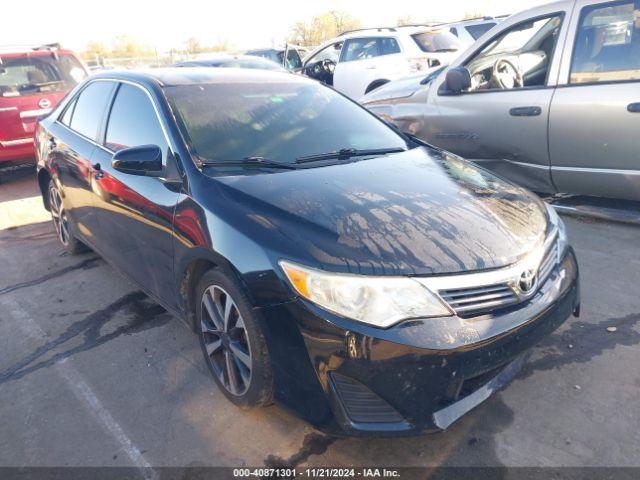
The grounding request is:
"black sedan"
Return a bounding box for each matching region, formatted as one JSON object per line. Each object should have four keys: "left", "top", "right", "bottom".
{"left": 34, "top": 68, "right": 580, "bottom": 436}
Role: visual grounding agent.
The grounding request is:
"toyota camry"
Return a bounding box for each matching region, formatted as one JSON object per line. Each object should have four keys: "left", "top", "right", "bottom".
{"left": 35, "top": 68, "right": 580, "bottom": 436}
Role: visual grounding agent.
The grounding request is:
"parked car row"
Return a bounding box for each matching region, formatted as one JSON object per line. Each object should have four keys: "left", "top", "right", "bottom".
{"left": 6, "top": 0, "right": 636, "bottom": 438}
{"left": 362, "top": 0, "right": 640, "bottom": 202}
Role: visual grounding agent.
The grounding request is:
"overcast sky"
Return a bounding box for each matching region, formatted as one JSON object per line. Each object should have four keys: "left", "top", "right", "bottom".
{"left": 1, "top": 0, "right": 547, "bottom": 51}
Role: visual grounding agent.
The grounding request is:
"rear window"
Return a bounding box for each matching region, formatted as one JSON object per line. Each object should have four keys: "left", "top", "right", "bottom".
{"left": 0, "top": 53, "right": 86, "bottom": 97}
{"left": 165, "top": 81, "right": 407, "bottom": 165}
{"left": 411, "top": 30, "right": 462, "bottom": 53}
{"left": 465, "top": 22, "right": 497, "bottom": 40}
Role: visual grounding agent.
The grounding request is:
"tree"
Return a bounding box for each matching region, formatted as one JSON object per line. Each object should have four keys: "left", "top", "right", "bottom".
{"left": 110, "top": 35, "right": 153, "bottom": 58}
{"left": 396, "top": 15, "right": 416, "bottom": 27}
{"left": 184, "top": 37, "right": 201, "bottom": 54}
{"left": 82, "top": 41, "right": 110, "bottom": 62}
{"left": 288, "top": 10, "right": 361, "bottom": 46}
{"left": 463, "top": 10, "right": 485, "bottom": 20}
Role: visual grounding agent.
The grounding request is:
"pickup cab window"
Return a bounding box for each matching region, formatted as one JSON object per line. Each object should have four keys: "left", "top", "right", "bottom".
{"left": 571, "top": 0, "right": 640, "bottom": 84}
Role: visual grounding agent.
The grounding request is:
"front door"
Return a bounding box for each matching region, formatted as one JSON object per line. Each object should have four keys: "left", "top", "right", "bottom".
{"left": 549, "top": 0, "right": 640, "bottom": 201}
{"left": 334, "top": 37, "right": 403, "bottom": 99}
{"left": 90, "top": 82, "right": 181, "bottom": 308}
{"left": 429, "top": 12, "right": 569, "bottom": 194}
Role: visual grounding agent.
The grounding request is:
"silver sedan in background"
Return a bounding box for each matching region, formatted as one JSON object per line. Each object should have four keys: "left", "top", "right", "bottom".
{"left": 362, "top": 0, "right": 640, "bottom": 202}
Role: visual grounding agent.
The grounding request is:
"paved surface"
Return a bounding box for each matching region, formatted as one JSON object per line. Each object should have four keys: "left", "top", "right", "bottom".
{"left": 0, "top": 170, "right": 639, "bottom": 469}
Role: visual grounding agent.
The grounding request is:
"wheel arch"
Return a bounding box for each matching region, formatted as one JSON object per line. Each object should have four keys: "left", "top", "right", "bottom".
{"left": 365, "top": 79, "right": 390, "bottom": 94}
{"left": 177, "top": 250, "right": 250, "bottom": 333}
{"left": 37, "top": 168, "right": 52, "bottom": 211}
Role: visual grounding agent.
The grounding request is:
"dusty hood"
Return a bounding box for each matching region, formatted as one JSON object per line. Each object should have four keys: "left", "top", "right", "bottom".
{"left": 209, "top": 147, "right": 549, "bottom": 276}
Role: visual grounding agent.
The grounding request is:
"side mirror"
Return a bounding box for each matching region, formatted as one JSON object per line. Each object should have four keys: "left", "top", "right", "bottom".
{"left": 439, "top": 67, "right": 471, "bottom": 96}
{"left": 112, "top": 145, "right": 163, "bottom": 177}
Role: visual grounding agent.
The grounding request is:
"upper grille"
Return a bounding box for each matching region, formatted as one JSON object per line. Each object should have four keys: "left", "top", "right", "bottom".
{"left": 439, "top": 283, "right": 519, "bottom": 316}
{"left": 417, "top": 233, "right": 561, "bottom": 318}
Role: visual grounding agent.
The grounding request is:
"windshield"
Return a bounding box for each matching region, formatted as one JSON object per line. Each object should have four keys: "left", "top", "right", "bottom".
{"left": 412, "top": 30, "right": 462, "bottom": 53}
{"left": 0, "top": 53, "right": 86, "bottom": 97}
{"left": 165, "top": 80, "right": 408, "bottom": 165}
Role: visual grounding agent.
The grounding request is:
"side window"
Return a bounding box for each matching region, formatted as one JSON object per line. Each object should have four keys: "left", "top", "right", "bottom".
{"left": 570, "top": 0, "right": 640, "bottom": 84}
{"left": 379, "top": 38, "right": 401, "bottom": 55}
{"left": 105, "top": 84, "right": 167, "bottom": 156}
{"left": 59, "top": 97, "right": 77, "bottom": 126}
{"left": 286, "top": 49, "right": 302, "bottom": 69}
{"left": 341, "top": 38, "right": 381, "bottom": 62}
{"left": 464, "top": 14, "right": 563, "bottom": 91}
{"left": 450, "top": 27, "right": 459, "bottom": 37}
{"left": 307, "top": 42, "right": 343, "bottom": 64}
{"left": 69, "top": 81, "right": 114, "bottom": 140}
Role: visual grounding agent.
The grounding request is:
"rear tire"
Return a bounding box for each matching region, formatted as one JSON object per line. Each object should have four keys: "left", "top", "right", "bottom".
{"left": 196, "top": 268, "right": 274, "bottom": 408}
{"left": 47, "top": 179, "right": 88, "bottom": 255}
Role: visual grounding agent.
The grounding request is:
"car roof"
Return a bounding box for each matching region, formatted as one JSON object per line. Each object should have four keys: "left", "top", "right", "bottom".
{"left": 90, "top": 67, "right": 308, "bottom": 88}
{"left": 0, "top": 47, "right": 78, "bottom": 57}
{"left": 175, "top": 54, "right": 273, "bottom": 64}
{"left": 338, "top": 25, "right": 439, "bottom": 39}
{"left": 449, "top": 17, "right": 503, "bottom": 27}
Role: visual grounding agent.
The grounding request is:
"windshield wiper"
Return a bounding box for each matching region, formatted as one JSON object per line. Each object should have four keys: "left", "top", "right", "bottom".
{"left": 295, "top": 147, "right": 406, "bottom": 164}
{"left": 200, "top": 156, "right": 298, "bottom": 170}
{"left": 434, "top": 48, "right": 459, "bottom": 52}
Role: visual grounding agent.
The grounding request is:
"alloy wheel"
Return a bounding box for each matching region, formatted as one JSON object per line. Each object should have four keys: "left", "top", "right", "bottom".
{"left": 49, "top": 183, "right": 69, "bottom": 246}
{"left": 200, "top": 285, "right": 252, "bottom": 396}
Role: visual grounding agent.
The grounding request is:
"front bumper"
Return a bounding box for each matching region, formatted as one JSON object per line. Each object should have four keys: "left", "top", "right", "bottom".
{"left": 259, "top": 249, "right": 579, "bottom": 436}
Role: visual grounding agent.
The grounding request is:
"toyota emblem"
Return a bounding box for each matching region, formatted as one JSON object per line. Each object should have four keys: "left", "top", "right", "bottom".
{"left": 38, "top": 98, "right": 52, "bottom": 109}
{"left": 518, "top": 269, "right": 537, "bottom": 294}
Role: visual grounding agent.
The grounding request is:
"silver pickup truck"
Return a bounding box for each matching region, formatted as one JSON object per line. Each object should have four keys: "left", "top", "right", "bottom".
{"left": 362, "top": 0, "right": 640, "bottom": 202}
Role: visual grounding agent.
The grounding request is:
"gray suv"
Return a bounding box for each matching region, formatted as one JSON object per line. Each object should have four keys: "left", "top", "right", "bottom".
{"left": 362, "top": 0, "right": 640, "bottom": 202}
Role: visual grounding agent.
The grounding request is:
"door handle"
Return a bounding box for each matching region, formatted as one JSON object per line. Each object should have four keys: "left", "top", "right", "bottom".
{"left": 509, "top": 106, "right": 542, "bottom": 117}
{"left": 627, "top": 103, "right": 640, "bottom": 113}
{"left": 92, "top": 162, "right": 104, "bottom": 179}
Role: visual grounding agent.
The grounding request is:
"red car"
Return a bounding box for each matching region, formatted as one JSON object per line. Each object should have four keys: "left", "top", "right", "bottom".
{"left": 0, "top": 44, "right": 87, "bottom": 165}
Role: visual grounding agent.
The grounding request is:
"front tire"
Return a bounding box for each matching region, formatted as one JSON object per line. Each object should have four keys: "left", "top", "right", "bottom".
{"left": 47, "top": 180, "right": 87, "bottom": 255}
{"left": 196, "top": 268, "right": 274, "bottom": 408}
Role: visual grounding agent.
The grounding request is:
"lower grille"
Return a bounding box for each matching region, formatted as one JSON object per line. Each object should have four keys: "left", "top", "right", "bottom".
{"left": 439, "top": 283, "right": 519, "bottom": 316}
{"left": 330, "top": 373, "right": 404, "bottom": 424}
{"left": 457, "top": 364, "right": 507, "bottom": 400}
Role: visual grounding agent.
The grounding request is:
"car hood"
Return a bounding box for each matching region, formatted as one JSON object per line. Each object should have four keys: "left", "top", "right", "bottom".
{"left": 360, "top": 73, "right": 427, "bottom": 104}
{"left": 361, "top": 66, "right": 446, "bottom": 105}
{"left": 208, "top": 147, "right": 549, "bottom": 276}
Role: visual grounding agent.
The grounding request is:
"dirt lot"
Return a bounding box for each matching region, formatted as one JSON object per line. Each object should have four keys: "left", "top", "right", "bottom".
{"left": 1, "top": 168, "right": 639, "bottom": 471}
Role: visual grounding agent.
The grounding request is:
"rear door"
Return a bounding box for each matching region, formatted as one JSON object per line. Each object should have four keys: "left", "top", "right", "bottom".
{"left": 429, "top": 12, "right": 570, "bottom": 194}
{"left": 334, "top": 37, "right": 403, "bottom": 98}
{"left": 46, "top": 80, "right": 116, "bottom": 240}
{"left": 90, "top": 82, "right": 181, "bottom": 307}
{"left": 549, "top": 0, "right": 640, "bottom": 201}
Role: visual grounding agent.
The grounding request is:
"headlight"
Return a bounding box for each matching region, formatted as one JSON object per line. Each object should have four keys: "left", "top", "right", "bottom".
{"left": 545, "top": 203, "right": 569, "bottom": 261}
{"left": 279, "top": 260, "right": 452, "bottom": 328}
